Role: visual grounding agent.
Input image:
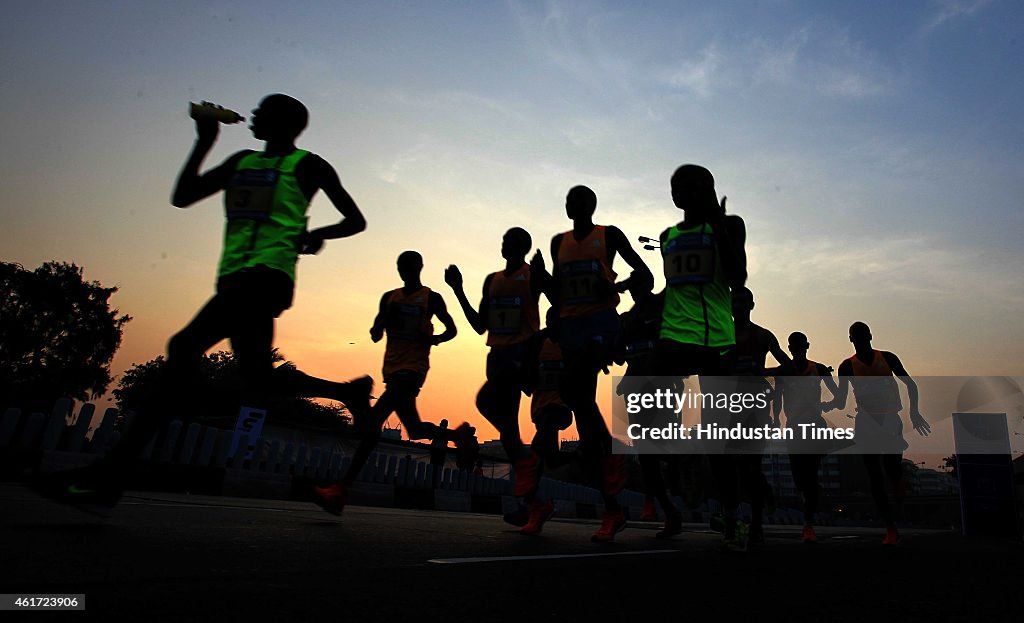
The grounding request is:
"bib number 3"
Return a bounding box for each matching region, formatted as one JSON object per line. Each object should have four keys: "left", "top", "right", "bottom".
{"left": 225, "top": 169, "right": 279, "bottom": 221}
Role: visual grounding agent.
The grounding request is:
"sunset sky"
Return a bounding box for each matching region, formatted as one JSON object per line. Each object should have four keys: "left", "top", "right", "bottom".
{"left": 2, "top": 1, "right": 1022, "bottom": 447}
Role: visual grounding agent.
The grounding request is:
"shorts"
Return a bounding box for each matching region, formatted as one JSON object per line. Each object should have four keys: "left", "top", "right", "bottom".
{"left": 216, "top": 265, "right": 295, "bottom": 318}
{"left": 654, "top": 339, "right": 734, "bottom": 377}
{"left": 558, "top": 309, "right": 620, "bottom": 358}
{"left": 486, "top": 343, "right": 530, "bottom": 386}
{"left": 383, "top": 369, "right": 426, "bottom": 397}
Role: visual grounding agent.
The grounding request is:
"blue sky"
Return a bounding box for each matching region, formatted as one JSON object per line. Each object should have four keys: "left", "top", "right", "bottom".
{"left": 1, "top": 1, "right": 1022, "bottom": 436}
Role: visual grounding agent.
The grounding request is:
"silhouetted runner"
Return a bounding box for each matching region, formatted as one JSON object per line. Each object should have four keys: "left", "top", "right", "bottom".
{"left": 34, "top": 94, "right": 373, "bottom": 513}
{"left": 550, "top": 185, "right": 653, "bottom": 543}
{"left": 530, "top": 309, "right": 575, "bottom": 473}
{"left": 616, "top": 274, "right": 686, "bottom": 538}
{"left": 769, "top": 331, "right": 839, "bottom": 544}
{"left": 825, "top": 321, "right": 930, "bottom": 545}
{"left": 653, "top": 164, "right": 747, "bottom": 548}
{"left": 445, "top": 228, "right": 558, "bottom": 534}
{"left": 313, "top": 251, "right": 457, "bottom": 514}
{"left": 724, "top": 286, "right": 792, "bottom": 549}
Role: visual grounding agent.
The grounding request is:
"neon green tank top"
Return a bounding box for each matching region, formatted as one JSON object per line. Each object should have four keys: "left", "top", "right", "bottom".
{"left": 218, "top": 149, "right": 310, "bottom": 281}
{"left": 659, "top": 222, "right": 735, "bottom": 348}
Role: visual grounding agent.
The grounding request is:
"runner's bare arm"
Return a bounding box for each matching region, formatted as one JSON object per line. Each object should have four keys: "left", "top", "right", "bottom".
{"left": 443, "top": 265, "right": 487, "bottom": 335}
{"left": 607, "top": 225, "right": 653, "bottom": 293}
{"left": 530, "top": 250, "right": 552, "bottom": 303}
{"left": 884, "top": 352, "right": 930, "bottom": 436}
{"left": 299, "top": 159, "right": 366, "bottom": 254}
{"left": 171, "top": 119, "right": 248, "bottom": 208}
{"left": 548, "top": 234, "right": 564, "bottom": 313}
{"left": 772, "top": 377, "right": 784, "bottom": 425}
{"left": 429, "top": 292, "right": 458, "bottom": 345}
{"left": 370, "top": 292, "right": 389, "bottom": 343}
{"left": 766, "top": 330, "right": 793, "bottom": 371}
{"left": 820, "top": 364, "right": 840, "bottom": 402}
{"left": 717, "top": 215, "right": 747, "bottom": 289}
{"left": 824, "top": 361, "right": 852, "bottom": 412}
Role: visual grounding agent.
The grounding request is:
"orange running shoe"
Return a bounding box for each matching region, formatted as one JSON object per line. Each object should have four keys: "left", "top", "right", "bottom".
{"left": 312, "top": 482, "right": 348, "bottom": 516}
{"left": 639, "top": 496, "right": 657, "bottom": 522}
{"left": 520, "top": 499, "right": 556, "bottom": 536}
{"left": 591, "top": 508, "right": 627, "bottom": 543}
{"left": 882, "top": 526, "right": 900, "bottom": 546}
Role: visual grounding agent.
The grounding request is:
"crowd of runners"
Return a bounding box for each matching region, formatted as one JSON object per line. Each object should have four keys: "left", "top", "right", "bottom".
{"left": 34, "top": 94, "right": 931, "bottom": 551}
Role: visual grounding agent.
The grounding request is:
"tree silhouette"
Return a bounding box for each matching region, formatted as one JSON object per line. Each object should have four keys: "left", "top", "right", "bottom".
{"left": 0, "top": 261, "right": 130, "bottom": 410}
{"left": 942, "top": 454, "right": 958, "bottom": 479}
{"left": 114, "top": 350, "right": 351, "bottom": 432}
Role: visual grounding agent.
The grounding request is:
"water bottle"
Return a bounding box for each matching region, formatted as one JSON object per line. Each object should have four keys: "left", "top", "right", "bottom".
{"left": 189, "top": 101, "right": 244, "bottom": 124}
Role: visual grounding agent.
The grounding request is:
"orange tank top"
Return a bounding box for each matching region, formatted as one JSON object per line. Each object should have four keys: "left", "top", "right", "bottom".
{"left": 486, "top": 264, "right": 540, "bottom": 347}
{"left": 556, "top": 225, "right": 619, "bottom": 318}
{"left": 780, "top": 359, "right": 823, "bottom": 423}
{"left": 846, "top": 349, "right": 902, "bottom": 415}
{"left": 382, "top": 286, "right": 433, "bottom": 378}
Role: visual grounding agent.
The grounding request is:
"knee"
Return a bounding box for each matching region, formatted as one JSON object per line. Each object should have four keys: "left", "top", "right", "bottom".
{"left": 475, "top": 384, "right": 496, "bottom": 414}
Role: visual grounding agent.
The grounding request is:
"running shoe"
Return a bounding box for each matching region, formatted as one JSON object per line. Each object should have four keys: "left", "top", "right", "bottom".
{"left": 30, "top": 466, "right": 123, "bottom": 517}
{"left": 513, "top": 452, "right": 541, "bottom": 497}
{"left": 312, "top": 482, "right": 348, "bottom": 516}
{"left": 520, "top": 499, "right": 556, "bottom": 536}
{"left": 656, "top": 511, "right": 684, "bottom": 540}
{"left": 603, "top": 454, "right": 627, "bottom": 496}
{"left": 723, "top": 519, "right": 749, "bottom": 552}
{"left": 801, "top": 525, "right": 818, "bottom": 544}
{"left": 882, "top": 526, "right": 900, "bottom": 546}
{"left": 639, "top": 497, "right": 657, "bottom": 522}
{"left": 503, "top": 503, "right": 529, "bottom": 527}
{"left": 591, "top": 508, "right": 627, "bottom": 543}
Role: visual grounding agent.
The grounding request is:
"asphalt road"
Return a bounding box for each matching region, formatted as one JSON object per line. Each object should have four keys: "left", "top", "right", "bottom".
{"left": 1, "top": 483, "right": 1021, "bottom": 622}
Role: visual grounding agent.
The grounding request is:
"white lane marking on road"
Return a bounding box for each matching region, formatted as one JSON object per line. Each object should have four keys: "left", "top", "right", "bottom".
{"left": 121, "top": 499, "right": 297, "bottom": 513}
{"left": 428, "top": 550, "right": 680, "bottom": 564}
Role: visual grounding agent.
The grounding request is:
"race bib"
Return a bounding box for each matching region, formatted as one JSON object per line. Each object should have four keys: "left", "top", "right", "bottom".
{"left": 225, "top": 169, "right": 279, "bottom": 221}
{"left": 560, "top": 260, "right": 604, "bottom": 304}
{"left": 488, "top": 296, "right": 523, "bottom": 335}
{"left": 537, "top": 360, "right": 564, "bottom": 392}
{"left": 663, "top": 233, "right": 715, "bottom": 286}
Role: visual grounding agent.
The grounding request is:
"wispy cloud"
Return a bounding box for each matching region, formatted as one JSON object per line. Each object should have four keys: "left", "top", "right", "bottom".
{"left": 750, "top": 25, "right": 893, "bottom": 99}
{"left": 750, "top": 233, "right": 1024, "bottom": 309}
{"left": 923, "top": 0, "right": 994, "bottom": 33}
{"left": 661, "top": 46, "right": 722, "bottom": 98}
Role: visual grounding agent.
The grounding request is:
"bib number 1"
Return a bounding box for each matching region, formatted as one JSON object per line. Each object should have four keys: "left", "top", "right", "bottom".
{"left": 488, "top": 296, "right": 523, "bottom": 335}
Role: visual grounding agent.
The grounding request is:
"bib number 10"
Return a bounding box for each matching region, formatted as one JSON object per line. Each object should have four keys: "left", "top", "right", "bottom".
{"left": 663, "top": 234, "right": 715, "bottom": 286}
